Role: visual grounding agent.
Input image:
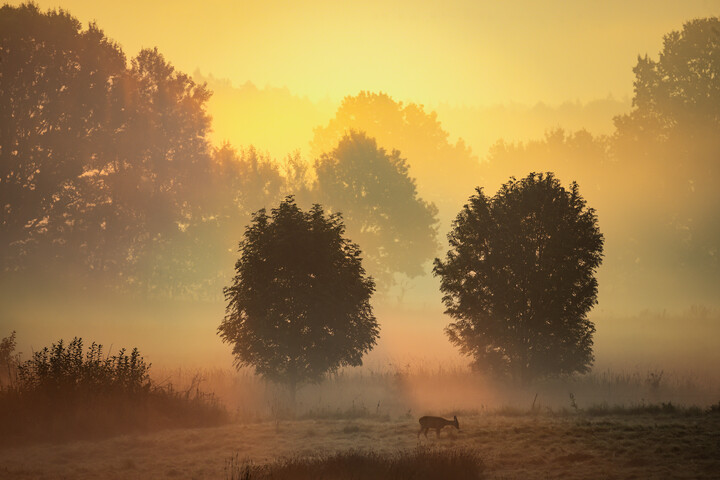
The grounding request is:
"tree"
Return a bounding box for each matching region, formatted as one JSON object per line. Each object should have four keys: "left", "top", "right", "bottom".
{"left": 176, "top": 144, "right": 286, "bottom": 299}
{"left": 614, "top": 17, "right": 720, "bottom": 147}
{"left": 93, "top": 47, "right": 214, "bottom": 295}
{"left": 311, "top": 91, "right": 480, "bottom": 214}
{"left": 0, "top": 3, "right": 126, "bottom": 270}
{"left": 218, "top": 197, "right": 378, "bottom": 395}
{"left": 611, "top": 17, "right": 720, "bottom": 306}
{"left": 0, "top": 5, "right": 217, "bottom": 296}
{"left": 314, "top": 131, "right": 439, "bottom": 290}
{"left": 434, "top": 173, "right": 604, "bottom": 383}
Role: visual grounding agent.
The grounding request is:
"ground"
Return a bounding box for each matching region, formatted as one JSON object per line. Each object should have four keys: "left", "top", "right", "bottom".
{"left": 1, "top": 412, "right": 718, "bottom": 479}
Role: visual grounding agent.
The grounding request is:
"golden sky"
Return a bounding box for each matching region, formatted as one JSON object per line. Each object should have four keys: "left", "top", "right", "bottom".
{"left": 14, "top": 0, "right": 720, "bottom": 106}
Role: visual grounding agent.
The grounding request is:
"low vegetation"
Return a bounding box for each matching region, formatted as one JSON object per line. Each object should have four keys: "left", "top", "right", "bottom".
{"left": 225, "top": 447, "right": 484, "bottom": 480}
{"left": 0, "top": 334, "right": 227, "bottom": 445}
{"left": 2, "top": 410, "right": 718, "bottom": 479}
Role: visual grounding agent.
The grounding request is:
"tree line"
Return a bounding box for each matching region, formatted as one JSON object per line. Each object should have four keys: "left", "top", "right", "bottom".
{"left": 0, "top": 4, "right": 438, "bottom": 298}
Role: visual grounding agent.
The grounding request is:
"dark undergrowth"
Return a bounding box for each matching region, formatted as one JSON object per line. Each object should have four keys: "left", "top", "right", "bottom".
{"left": 0, "top": 335, "right": 227, "bottom": 446}
{"left": 224, "top": 447, "right": 485, "bottom": 480}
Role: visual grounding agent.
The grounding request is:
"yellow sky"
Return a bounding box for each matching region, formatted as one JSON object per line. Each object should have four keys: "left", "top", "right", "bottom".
{"left": 13, "top": 0, "right": 720, "bottom": 106}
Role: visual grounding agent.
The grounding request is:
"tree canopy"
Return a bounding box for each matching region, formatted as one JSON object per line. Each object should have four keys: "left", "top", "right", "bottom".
{"left": 0, "top": 3, "right": 126, "bottom": 271}
{"left": 314, "top": 131, "right": 439, "bottom": 290}
{"left": 218, "top": 197, "right": 378, "bottom": 391}
{"left": 0, "top": 4, "right": 290, "bottom": 299}
{"left": 434, "top": 173, "right": 604, "bottom": 382}
{"left": 611, "top": 17, "right": 720, "bottom": 305}
{"left": 311, "top": 91, "right": 480, "bottom": 212}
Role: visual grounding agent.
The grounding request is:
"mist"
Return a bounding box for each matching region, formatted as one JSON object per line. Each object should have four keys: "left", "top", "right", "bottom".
{"left": 1, "top": 2, "right": 720, "bottom": 478}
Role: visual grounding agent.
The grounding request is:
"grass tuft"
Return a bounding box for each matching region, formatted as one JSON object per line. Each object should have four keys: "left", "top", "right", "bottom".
{"left": 225, "top": 447, "right": 484, "bottom": 480}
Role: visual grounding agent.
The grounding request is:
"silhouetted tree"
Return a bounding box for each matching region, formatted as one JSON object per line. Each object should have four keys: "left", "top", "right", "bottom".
{"left": 218, "top": 197, "right": 378, "bottom": 396}
{"left": 311, "top": 91, "right": 480, "bottom": 212}
{"left": 0, "top": 3, "right": 126, "bottom": 270}
{"left": 615, "top": 17, "right": 720, "bottom": 147}
{"left": 0, "top": 5, "right": 217, "bottom": 296}
{"left": 434, "top": 173, "right": 604, "bottom": 383}
{"left": 314, "top": 132, "right": 439, "bottom": 290}
{"left": 611, "top": 17, "right": 720, "bottom": 304}
{"left": 174, "top": 145, "right": 286, "bottom": 299}
{"left": 95, "top": 47, "right": 214, "bottom": 295}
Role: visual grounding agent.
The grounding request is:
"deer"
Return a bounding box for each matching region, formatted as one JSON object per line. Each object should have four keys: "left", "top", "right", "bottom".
{"left": 417, "top": 415, "right": 459, "bottom": 438}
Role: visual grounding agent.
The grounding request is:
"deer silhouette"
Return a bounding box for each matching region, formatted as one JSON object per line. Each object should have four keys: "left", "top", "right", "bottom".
{"left": 417, "top": 415, "right": 459, "bottom": 438}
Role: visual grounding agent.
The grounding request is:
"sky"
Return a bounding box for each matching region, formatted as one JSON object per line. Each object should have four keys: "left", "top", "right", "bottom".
{"left": 14, "top": 0, "right": 720, "bottom": 106}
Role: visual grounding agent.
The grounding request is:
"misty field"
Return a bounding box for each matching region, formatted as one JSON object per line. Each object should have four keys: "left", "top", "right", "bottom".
{"left": 1, "top": 365, "right": 718, "bottom": 479}
{"left": 1, "top": 410, "right": 718, "bottom": 479}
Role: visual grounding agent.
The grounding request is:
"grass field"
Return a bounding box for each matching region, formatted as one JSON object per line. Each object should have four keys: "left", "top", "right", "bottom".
{"left": 1, "top": 409, "right": 718, "bottom": 479}
{"left": 2, "top": 336, "right": 719, "bottom": 479}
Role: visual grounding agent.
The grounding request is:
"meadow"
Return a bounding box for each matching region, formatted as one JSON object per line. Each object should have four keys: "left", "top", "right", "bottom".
{"left": 1, "top": 362, "right": 718, "bottom": 479}
{"left": 1, "top": 403, "right": 717, "bottom": 479}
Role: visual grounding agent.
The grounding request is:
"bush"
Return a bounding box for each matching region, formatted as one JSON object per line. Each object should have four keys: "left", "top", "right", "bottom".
{"left": 0, "top": 336, "right": 227, "bottom": 445}
{"left": 17, "top": 337, "right": 151, "bottom": 396}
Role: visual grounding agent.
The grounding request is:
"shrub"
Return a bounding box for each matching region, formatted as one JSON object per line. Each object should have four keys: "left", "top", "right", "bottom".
{"left": 17, "top": 337, "right": 151, "bottom": 396}
{"left": 0, "top": 336, "right": 227, "bottom": 445}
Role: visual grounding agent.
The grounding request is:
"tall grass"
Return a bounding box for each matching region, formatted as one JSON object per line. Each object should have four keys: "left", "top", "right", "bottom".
{"left": 153, "top": 359, "right": 720, "bottom": 424}
{"left": 225, "top": 447, "right": 485, "bottom": 480}
{"left": 0, "top": 336, "right": 227, "bottom": 446}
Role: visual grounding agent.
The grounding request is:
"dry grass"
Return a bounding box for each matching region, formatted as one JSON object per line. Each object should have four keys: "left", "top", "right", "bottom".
{"left": 2, "top": 350, "right": 719, "bottom": 478}
{"left": 0, "top": 410, "right": 718, "bottom": 479}
{"left": 0, "top": 338, "right": 229, "bottom": 446}
{"left": 150, "top": 362, "right": 720, "bottom": 423}
{"left": 224, "top": 447, "right": 484, "bottom": 479}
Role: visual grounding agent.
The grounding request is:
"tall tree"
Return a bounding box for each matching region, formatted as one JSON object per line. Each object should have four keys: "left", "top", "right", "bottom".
{"left": 611, "top": 17, "right": 720, "bottom": 305}
{"left": 218, "top": 197, "right": 378, "bottom": 395}
{"left": 434, "top": 173, "right": 604, "bottom": 382}
{"left": 615, "top": 17, "right": 720, "bottom": 147}
{"left": 0, "top": 3, "right": 126, "bottom": 270}
{"left": 314, "top": 132, "right": 439, "bottom": 290}
{"left": 0, "top": 5, "right": 217, "bottom": 296}
{"left": 107, "top": 47, "right": 214, "bottom": 295}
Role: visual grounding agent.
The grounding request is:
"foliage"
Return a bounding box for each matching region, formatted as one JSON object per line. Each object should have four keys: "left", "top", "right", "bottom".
{"left": 0, "top": 3, "right": 126, "bottom": 270}
{"left": 610, "top": 17, "right": 720, "bottom": 305}
{"left": 0, "top": 336, "right": 227, "bottom": 445}
{"left": 153, "top": 145, "right": 287, "bottom": 299}
{"left": 614, "top": 17, "right": 720, "bottom": 145}
{"left": 219, "top": 197, "right": 378, "bottom": 391}
{"left": 0, "top": 4, "right": 260, "bottom": 298}
{"left": 17, "top": 337, "right": 151, "bottom": 395}
{"left": 434, "top": 173, "right": 604, "bottom": 382}
{"left": 315, "top": 132, "right": 439, "bottom": 289}
{"left": 311, "top": 91, "right": 480, "bottom": 205}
